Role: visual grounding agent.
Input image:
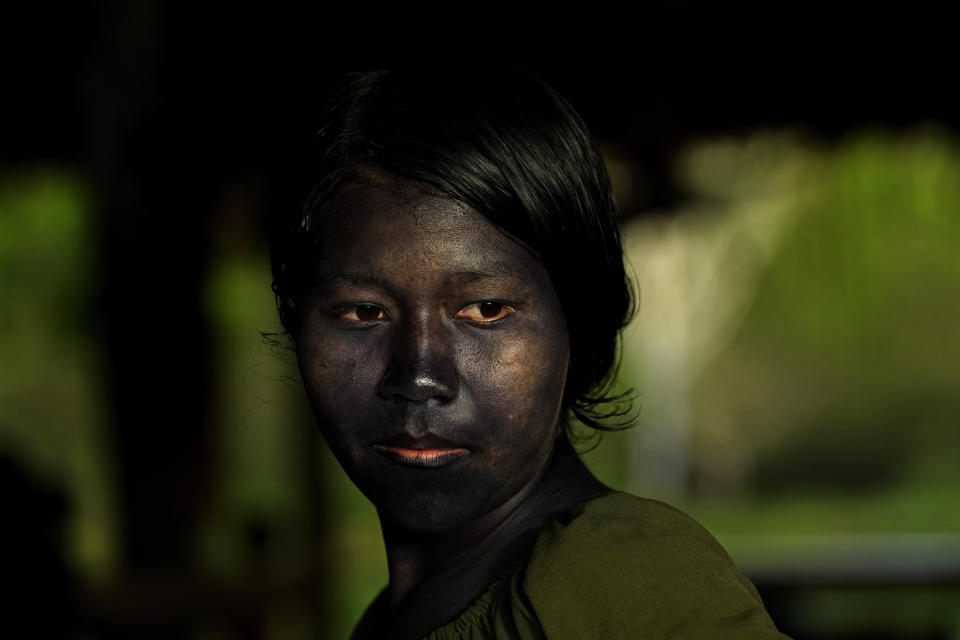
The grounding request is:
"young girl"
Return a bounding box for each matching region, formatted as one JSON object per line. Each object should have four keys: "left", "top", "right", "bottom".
{"left": 270, "top": 70, "right": 788, "bottom": 639}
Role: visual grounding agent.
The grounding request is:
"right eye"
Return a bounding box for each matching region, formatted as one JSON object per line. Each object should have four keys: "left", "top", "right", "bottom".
{"left": 455, "top": 301, "right": 515, "bottom": 324}
{"left": 337, "top": 304, "right": 387, "bottom": 324}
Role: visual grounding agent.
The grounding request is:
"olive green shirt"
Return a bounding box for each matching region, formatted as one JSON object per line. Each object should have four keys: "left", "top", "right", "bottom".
{"left": 357, "top": 491, "right": 790, "bottom": 639}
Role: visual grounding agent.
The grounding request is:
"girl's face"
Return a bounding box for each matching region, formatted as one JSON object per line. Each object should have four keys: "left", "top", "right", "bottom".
{"left": 295, "top": 178, "right": 570, "bottom": 533}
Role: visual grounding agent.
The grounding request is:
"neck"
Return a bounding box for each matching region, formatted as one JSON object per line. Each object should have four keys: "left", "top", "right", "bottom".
{"left": 374, "top": 441, "right": 609, "bottom": 638}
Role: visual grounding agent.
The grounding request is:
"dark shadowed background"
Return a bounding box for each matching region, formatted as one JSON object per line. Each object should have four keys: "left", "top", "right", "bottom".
{"left": 3, "top": 6, "right": 959, "bottom": 638}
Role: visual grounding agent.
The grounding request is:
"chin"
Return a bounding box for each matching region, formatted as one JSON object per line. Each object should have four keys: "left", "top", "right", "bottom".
{"left": 370, "top": 490, "right": 475, "bottom": 534}
{"left": 380, "top": 504, "right": 466, "bottom": 535}
{"left": 359, "top": 473, "right": 509, "bottom": 535}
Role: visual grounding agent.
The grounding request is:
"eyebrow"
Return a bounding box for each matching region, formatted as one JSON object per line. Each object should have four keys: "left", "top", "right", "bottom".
{"left": 446, "top": 269, "right": 515, "bottom": 286}
{"left": 313, "top": 268, "right": 519, "bottom": 289}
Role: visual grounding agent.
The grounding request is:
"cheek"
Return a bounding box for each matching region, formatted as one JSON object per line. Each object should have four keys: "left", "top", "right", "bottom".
{"left": 296, "top": 330, "right": 386, "bottom": 436}
{"left": 464, "top": 325, "right": 569, "bottom": 448}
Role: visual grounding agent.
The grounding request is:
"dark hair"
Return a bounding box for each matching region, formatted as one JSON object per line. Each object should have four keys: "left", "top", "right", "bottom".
{"left": 271, "top": 70, "right": 635, "bottom": 433}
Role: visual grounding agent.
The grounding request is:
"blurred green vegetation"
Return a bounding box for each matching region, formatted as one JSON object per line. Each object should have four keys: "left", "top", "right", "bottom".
{"left": 3, "top": 125, "right": 960, "bottom": 638}
{"left": 602, "top": 126, "right": 960, "bottom": 636}
{"left": 711, "top": 128, "right": 960, "bottom": 497}
{"left": 0, "top": 170, "right": 117, "bottom": 581}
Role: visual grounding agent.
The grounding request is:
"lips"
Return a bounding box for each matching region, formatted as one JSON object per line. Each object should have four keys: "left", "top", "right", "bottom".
{"left": 373, "top": 432, "right": 470, "bottom": 468}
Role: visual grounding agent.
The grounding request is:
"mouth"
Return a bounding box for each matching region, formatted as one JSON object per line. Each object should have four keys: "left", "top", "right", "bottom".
{"left": 373, "top": 433, "right": 470, "bottom": 469}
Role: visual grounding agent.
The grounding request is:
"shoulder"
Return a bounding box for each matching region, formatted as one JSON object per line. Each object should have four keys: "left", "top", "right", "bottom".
{"left": 519, "top": 491, "right": 789, "bottom": 639}
{"left": 527, "top": 491, "right": 735, "bottom": 571}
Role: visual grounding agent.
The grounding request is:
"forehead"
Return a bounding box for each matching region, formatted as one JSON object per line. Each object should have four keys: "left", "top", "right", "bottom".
{"left": 313, "top": 178, "right": 549, "bottom": 287}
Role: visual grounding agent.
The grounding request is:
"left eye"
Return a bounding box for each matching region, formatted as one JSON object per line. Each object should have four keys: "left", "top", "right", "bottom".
{"left": 339, "top": 304, "right": 387, "bottom": 324}
{"left": 455, "top": 302, "right": 514, "bottom": 323}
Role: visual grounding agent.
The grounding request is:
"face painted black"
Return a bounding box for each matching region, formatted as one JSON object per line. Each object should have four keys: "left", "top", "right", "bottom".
{"left": 296, "top": 177, "right": 571, "bottom": 534}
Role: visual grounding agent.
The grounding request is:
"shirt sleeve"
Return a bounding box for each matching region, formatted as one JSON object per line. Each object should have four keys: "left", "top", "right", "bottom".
{"left": 517, "top": 493, "right": 791, "bottom": 640}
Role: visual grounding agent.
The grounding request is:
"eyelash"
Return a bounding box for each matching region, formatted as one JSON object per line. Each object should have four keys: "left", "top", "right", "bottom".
{"left": 334, "top": 302, "right": 516, "bottom": 326}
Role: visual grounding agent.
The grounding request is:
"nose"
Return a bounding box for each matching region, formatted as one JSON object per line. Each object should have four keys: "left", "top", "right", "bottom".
{"left": 378, "top": 313, "right": 459, "bottom": 404}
